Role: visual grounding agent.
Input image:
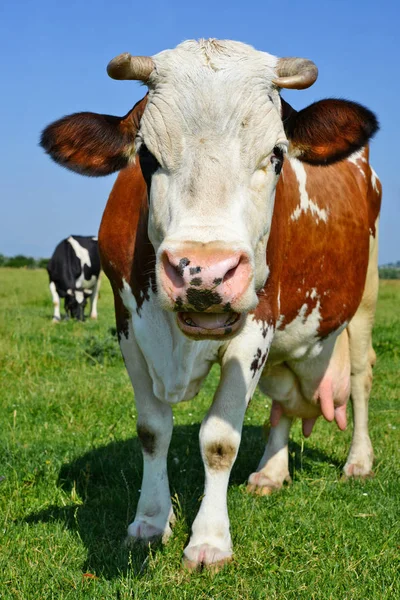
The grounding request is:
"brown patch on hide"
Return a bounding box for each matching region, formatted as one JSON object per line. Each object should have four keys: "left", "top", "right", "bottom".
{"left": 137, "top": 424, "right": 156, "bottom": 455}
{"left": 253, "top": 143, "right": 381, "bottom": 340}
{"left": 205, "top": 442, "right": 236, "bottom": 471}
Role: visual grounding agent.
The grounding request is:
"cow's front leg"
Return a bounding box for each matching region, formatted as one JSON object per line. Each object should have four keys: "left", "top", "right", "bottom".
{"left": 120, "top": 333, "right": 174, "bottom": 544}
{"left": 183, "top": 398, "right": 243, "bottom": 570}
{"left": 184, "top": 319, "right": 273, "bottom": 569}
{"left": 49, "top": 281, "right": 61, "bottom": 322}
{"left": 128, "top": 396, "right": 174, "bottom": 543}
{"left": 89, "top": 274, "right": 101, "bottom": 320}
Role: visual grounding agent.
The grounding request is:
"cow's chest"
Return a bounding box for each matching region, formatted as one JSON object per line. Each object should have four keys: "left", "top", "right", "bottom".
{"left": 131, "top": 291, "right": 222, "bottom": 404}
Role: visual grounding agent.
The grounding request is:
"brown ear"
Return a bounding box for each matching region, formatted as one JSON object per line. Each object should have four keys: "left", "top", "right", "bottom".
{"left": 282, "top": 98, "right": 379, "bottom": 165}
{"left": 40, "top": 96, "right": 148, "bottom": 176}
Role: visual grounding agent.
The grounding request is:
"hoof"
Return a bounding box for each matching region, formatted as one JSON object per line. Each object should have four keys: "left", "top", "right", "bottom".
{"left": 183, "top": 544, "right": 232, "bottom": 572}
{"left": 342, "top": 462, "right": 374, "bottom": 480}
{"left": 247, "top": 471, "right": 291, "bottom": 496}
{"left": 343, "top": 443, "right": 374, "bottom": 479}
{"left": 126, "top": 519, "right": 172, "bottom": 546}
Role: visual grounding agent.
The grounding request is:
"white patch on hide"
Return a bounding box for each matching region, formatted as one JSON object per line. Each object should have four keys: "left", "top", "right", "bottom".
{"left": 271, "top": 295, "right": 323, "bottom": 361}
{"left": 370, "top": 167, "right": 379, "bottom": 192}
{"left": 289, "top": 158, "right": 328, "bottom": 224}
{"left": 67, "top": 236, "right": 91, "bottom": 267}
{"left": 348, "top": 149, "right": 367, "bottom": 179}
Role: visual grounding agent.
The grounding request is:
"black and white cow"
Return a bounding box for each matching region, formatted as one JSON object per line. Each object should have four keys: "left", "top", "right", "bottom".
{"left": 47, "top": 235, "right": 101, "bottom": 321}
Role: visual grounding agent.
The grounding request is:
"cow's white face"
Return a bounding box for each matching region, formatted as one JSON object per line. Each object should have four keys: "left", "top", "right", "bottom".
{"left": 135, "top": 41, "right": 287, "bottom": 334}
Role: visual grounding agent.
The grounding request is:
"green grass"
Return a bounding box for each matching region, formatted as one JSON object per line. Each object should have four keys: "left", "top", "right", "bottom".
{"left": 0, "top": 268, "right": 399, "bottom": 599}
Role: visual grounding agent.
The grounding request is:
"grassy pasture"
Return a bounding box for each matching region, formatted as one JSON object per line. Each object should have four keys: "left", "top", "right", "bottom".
{"left": 0, "top": 268, "right": 399, "bottom": 599}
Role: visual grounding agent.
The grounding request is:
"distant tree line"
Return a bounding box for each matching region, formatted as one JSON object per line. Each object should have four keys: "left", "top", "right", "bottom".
{"left": 379, "top": 261, "right": 400, "bottom": 280}
{"left": 379, "top": 268, "right": 400, "bottom": 279}
{"left": 0, "top": 254, "right": 49, "bottom": 269}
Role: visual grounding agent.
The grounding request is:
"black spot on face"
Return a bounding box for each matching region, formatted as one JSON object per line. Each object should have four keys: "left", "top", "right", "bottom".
{"left": 174, "top": 296, "right": 183, "bottom": 311}
{"left": 186, "top": 288, "right": 222, "bottom": 311}
{"left": 223, "top": 303, "right": 232, "bottom": 313}
{"left": 213, "top": 278, "right": 222, "bottom": 286}
{"left": 189, "top": 266, "right": 202, "bottom": 275}
{"left": 176, "top": 258, "right": 190, "bottom": 277}
{"left": 190, "top": 277, "right": 202, "bottom": 287}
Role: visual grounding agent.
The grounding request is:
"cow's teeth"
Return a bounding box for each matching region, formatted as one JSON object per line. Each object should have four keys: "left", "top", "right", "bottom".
{"left": 225, "top": 314, "right": 238, "bottom": 326}
{"left": 184, "top": 317, "right": 197, "bottom": 326}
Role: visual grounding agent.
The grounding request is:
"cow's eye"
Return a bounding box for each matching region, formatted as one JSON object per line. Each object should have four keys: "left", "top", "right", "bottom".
{"left": 137, "top": 143, "right": 161, "bottom": 188}
{"left": 270, "top": 146, "right": 284, "bottom": 175}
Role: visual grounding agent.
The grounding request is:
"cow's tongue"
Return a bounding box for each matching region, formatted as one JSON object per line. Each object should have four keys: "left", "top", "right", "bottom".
{"left": 182, "top": 312, "right": 235, "bottom": 330}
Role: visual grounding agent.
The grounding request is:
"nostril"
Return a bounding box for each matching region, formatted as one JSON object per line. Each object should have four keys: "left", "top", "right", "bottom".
{"left": 223, "top": 265, "right": 238, "bottom": 283}
{"left": 162, "top": 251, "right": 186, "bottom": 289}
{"left": 223, "top": 254, "right": 248, "bottom": 283}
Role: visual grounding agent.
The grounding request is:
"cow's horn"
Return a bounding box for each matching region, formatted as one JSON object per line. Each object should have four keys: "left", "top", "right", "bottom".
{"left": 107, "top": 53, "right": 154, "bottom": 82}
{"left": 272, "top": 57, "right": 318, "bottom": 90}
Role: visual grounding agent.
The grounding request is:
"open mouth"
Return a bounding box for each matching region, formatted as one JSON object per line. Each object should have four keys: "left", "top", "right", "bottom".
{"left": 177, "top": 311, "right": 245, "bottom": 338}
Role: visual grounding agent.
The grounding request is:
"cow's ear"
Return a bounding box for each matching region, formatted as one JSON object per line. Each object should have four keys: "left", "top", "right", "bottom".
{"left": 40, "top": 95, "right": 147, "bottom": 176}
{"left": 282, "top": 98, "right": 379, "bottom": 165}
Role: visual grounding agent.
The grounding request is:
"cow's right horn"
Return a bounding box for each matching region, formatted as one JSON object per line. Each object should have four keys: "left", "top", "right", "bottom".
{"left": 107, "top": 53, "right": 154, "bottom": 82}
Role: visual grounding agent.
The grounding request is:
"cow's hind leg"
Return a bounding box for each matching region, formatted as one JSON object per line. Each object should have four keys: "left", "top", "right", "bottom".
{"left": 120, "top": 328, "right": 175, "bottom": 544}
{"left": 247, "top": 413, "right": 293, "bottom": 495}
{"left": 247, "top": 363, "right": 298, "bottom": 494}
{"left": 344, "top": 225, "right": 379, "bottom": 478}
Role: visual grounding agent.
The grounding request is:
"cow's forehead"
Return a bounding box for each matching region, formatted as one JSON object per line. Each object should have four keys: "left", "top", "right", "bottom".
{"left": 151, "top": 39, "right": 278, "bottom": 79}
{"left": 140, "top": 40, "right": 284, "bottom": 168}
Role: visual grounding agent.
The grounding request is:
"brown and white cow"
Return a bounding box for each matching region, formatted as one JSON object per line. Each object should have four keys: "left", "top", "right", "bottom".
{"left": 41, "top": 39, "right": 381, "bottom": 569}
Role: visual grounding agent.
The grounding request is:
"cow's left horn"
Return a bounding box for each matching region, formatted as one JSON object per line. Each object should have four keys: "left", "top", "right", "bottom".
{"left": 272, "top": 57, "right": 318, "bottom": 90}
{"left": 107, "top": 53, "right": 154, "bottom": 82}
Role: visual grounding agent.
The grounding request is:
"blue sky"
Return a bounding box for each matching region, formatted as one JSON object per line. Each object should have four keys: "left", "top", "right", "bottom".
{"left": 1, "top": 0, "right": 399, "bottom": 263}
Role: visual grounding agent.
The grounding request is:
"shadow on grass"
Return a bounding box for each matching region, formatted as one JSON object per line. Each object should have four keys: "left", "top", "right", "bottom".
{"left": 24, "top": 424, "right": 342, "bottom": 579}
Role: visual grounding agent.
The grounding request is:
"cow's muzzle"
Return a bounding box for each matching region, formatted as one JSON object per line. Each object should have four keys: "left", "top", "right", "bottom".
{"left": 157, "top": 242, "right": 256, "bottom": 337}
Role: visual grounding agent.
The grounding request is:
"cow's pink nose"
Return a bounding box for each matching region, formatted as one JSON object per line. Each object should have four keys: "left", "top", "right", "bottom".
{"left": 160, "top": 247, "right": 252, "bottom": 310}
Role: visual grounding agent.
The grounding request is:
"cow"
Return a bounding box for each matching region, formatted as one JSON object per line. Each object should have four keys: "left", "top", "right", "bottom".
{"left": 40, "top": 39, "right": 381, "bottom": 569}
{"left": 47, "top": 235, "right": 101, "bottom": 321}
